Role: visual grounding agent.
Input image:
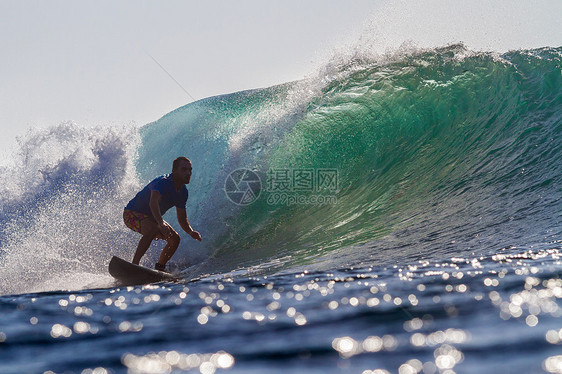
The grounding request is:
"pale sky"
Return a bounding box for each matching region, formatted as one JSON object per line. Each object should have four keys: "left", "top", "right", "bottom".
{"left": 1, "top": 0, "right": 561, "bottom": 161}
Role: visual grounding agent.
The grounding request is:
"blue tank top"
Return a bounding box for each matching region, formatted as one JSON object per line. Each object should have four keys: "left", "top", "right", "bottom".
{"left": 125, "top": 174, "right": 188, "bottom": 217}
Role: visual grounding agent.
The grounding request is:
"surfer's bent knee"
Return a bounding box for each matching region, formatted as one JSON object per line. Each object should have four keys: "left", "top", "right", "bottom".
{"left": 167, "top": 230, "right": 180, "bottom": 245}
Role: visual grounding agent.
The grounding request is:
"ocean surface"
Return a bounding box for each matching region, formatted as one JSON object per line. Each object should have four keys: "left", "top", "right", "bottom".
{"left": 1, "top": 44, "right": 561, "bottom": 373}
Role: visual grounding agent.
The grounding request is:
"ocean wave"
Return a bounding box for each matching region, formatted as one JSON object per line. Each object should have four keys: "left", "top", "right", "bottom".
{"left": 1, "top": 45, "right": 560, "bottom": 295}
{"left": 138, "top": 45, "right": 562, "bottom": 271}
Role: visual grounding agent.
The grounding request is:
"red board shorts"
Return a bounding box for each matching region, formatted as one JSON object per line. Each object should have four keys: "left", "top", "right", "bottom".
{"left": 123, "top": 209, "right": 150, "bottom": 233}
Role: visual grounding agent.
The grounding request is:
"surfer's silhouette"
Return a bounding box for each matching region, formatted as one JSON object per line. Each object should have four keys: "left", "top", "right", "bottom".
{"left": 123, "top": 157, "right": 201, "bottom": 271}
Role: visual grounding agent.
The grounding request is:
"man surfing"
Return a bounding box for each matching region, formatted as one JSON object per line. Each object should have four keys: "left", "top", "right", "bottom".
{"left": 123, "top": 157, "right": 201, "bottom": 271}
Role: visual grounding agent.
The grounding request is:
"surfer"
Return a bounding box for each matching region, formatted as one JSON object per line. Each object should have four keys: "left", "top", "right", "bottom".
{"left": 123, "top": 156, "right": 202, "bottom": 271}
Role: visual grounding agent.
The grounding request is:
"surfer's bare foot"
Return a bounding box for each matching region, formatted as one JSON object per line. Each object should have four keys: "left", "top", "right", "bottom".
{"left": 155, "top": 263, "right": 168, "bottom": 272}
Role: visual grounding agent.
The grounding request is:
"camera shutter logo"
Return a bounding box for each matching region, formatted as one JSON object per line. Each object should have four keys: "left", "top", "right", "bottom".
{"left": 224, "top": 169, "right": 262, "bottom": 205}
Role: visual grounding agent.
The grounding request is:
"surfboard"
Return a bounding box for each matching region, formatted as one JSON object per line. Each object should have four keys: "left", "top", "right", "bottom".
{"left": 108, "top": 256, "right": 176, "bottom": 285}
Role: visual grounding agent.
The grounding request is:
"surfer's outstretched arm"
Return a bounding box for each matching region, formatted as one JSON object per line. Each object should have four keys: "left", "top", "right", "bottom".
{"left": 177, "top": 208, "right": 202, "bottom": 241}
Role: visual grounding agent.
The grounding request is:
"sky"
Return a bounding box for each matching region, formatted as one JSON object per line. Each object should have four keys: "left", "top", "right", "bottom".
{"left": 0, "top": 0, "right": 561, "bottom": 161}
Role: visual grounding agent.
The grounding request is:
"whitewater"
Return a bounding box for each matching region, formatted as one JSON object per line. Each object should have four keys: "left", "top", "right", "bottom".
{"left": 1, "top": 44, "right": 561, "bottom": 373}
